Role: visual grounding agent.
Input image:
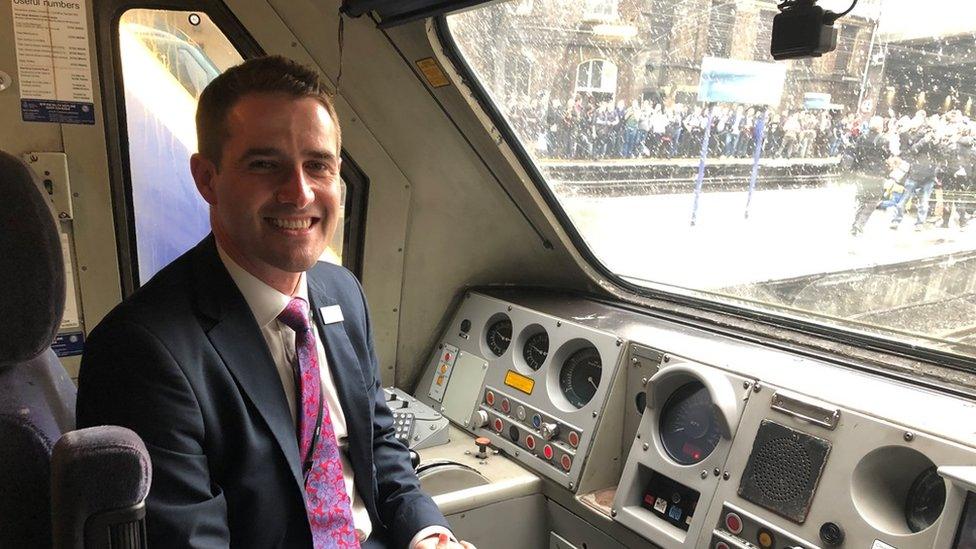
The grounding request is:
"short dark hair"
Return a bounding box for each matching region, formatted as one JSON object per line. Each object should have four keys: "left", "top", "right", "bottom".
{"left": 195, "top": 55, "right": 341, "bottom": 167}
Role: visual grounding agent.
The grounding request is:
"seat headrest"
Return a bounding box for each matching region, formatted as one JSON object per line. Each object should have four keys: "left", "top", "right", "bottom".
{"left": 0, "top": 151, "right": 65, "bottom": 367}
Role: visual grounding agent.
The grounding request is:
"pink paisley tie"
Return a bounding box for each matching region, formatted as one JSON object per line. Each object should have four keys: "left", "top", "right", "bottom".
{"left": 278, "top": 298, "right": 361, "bottom": 548}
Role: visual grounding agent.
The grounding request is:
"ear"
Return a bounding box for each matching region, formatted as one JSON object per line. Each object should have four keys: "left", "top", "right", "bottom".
{"left": 191, "top": 153, "right": 219, "bottom": 206}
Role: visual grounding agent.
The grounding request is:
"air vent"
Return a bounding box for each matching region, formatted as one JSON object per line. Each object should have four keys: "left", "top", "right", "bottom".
{"left": 738, "top": 420, "right": 831, "bottom": 523}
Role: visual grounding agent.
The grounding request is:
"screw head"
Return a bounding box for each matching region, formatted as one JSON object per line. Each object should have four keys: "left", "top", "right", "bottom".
{"left": 641, "top": 377, "right": 648, "bottom": 386}
{"left": 611, "top": 508, "right": 617, "bottom": 517}
{"left": 632, "top": 357, "right": 640, "bottom": 365}
{"left": 616, "top": 338, "right": 623, "bottom": 347}
{"left": 568, "top": 482, "right": 574, "bottom": 489}
{"left": 723, "top": 471, "right": 731, "bottom": 480}
{"left": 556, "top": 321, "right": 562, "bottom": 327}
{"left": 904, "top": 431, "right": 915, "bottom": 442}
{"left": 592, "top": 411, "right": 598, "bottom": 418}
{"left": 743, "top": 381, "right": 751, "bottom": 389}
{"left": 701, "top": 470, "right": 708, "bottom": 479}
{"left": 753, "top": 382, "right": 762, "bottom": 393}
{"left": 642, "top": 443, "right": 649, "bottom": 451}
{"left": 664, "top": 354, "right": 671, "bottom": 362}
{"left": 714, "top": 468, "right": 721, "bottom": 476}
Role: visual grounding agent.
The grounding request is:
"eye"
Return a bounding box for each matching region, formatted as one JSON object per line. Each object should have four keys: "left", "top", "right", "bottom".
{"left": 306, "top": 160, "right": 334, "bottom": 174}
{"left": 248, "top": 159, "right": 277, "bottom": 171}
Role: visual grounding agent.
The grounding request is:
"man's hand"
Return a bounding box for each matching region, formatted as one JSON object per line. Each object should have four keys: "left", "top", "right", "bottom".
{"left": 414, "top": 532, "right": 476, "bottom": 549}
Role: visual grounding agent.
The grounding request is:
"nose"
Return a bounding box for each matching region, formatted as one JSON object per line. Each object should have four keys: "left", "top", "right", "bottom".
{"left": 276, "top": 164, "right": 315, "bottom": 209}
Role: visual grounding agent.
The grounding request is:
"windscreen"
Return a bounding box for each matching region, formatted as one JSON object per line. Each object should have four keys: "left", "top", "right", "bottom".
{"left": 446, "top": 0, "right": 976, "bottom": 360}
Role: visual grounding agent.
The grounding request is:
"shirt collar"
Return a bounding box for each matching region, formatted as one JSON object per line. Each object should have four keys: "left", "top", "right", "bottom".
{"left": 216, "top": 241, "right": 310, "bottom": 328}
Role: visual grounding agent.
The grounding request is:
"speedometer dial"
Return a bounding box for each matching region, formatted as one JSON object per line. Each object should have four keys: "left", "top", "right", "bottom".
{"left": 522, "top": 332, "right": 549, "bottom": 370}
{"left": 659, "top": 382, "right": 722, "bottom": 465}
{"left": 559, "top": 347, "right": 602, "bottom": 408}
{"left": 485, "top": 318, "right": 512, "bottom": 357}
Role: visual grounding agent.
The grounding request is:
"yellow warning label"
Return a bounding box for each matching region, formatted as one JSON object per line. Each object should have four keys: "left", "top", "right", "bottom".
{"left": 504, "top": 370, "right": 534, "bottom": 395}
{"left": 416, "top": 58, "right": 450, "bottom": 88}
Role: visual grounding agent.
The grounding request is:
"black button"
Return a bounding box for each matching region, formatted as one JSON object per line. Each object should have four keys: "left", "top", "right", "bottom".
{"left": 819, "top": 522, "right": 844, "bottom": 546}
{"left": 460, "top": 319, "right": 472, "bottom": 333}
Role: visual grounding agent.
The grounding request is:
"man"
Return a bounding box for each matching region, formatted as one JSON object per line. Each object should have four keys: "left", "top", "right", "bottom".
{"left": 77, "top": 56, "right": 474, "bottom": 549}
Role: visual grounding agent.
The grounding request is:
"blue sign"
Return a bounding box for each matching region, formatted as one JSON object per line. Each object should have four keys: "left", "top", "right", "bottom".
{"left": 52, "top": 331, "right": 85, "bottom": 357}
{"left": 21, "top": 99, "right": 96, "bottom": 125}
{"left": 698, "top": 57, "right": 787, "bottom": 106}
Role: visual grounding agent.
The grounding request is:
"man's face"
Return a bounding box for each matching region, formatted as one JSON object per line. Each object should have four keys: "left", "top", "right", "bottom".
{"left": 192, "top": 93, "right": 341, "bottom": 290}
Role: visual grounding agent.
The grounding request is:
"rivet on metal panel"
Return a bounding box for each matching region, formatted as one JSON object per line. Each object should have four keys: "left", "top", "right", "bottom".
{"left": 904, "top": 432, "right": 915, "bottom": 442}
{"left": 743, "top": 381, "right": 751, "bottom": 389}
{"left": 616, "top": 338, "right": 623, "bottom": 347}
{"left": 700, "top": 470, "right": 708, "bottom": 479}
{"left": 723, "top": 471, "right": 731, "bottom": 480}
{"left": 592, "top": 411, "right": 597, "bottom": 418}
{"left": 642, "top": 443, "right": 649, "bottom": 451}
{"left": 714, "top": 468, "right": 721, "bottom": 476}
{"left": 507, "top": 305, "right": 512, "bottom": 311}
{"left": 641, "top": 377, "right": 648, "bottom": 386}
{"left": 556, "top": 321, "right": 562, "bottom": 327}
{"left": 663, "top": 354, "right": 671, "bottom": 362}
{"left": 568, "top": 482, "right": 574, "bottom": 490}
{"left": 753, "top": 382, "right": 762, "bottom": 393}
{"left": 611, "top": 508, "right": 617, "bottom": 517}
{"left": 632, "top": 357, "right": 640, "bottom": 365}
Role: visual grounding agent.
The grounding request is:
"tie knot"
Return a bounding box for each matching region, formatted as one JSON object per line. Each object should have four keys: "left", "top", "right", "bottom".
{"left": 277, "top": 297, "right": 311, "bottom": 333}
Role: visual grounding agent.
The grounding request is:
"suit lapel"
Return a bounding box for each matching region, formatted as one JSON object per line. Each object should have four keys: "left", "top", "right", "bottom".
{"left": 190, "top": 237, "right": 304, "bottom": 492}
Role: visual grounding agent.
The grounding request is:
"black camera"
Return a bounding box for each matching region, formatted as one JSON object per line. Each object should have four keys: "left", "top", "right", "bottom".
{"left": 771, "top": 0, "right": 839, "bottom": 60}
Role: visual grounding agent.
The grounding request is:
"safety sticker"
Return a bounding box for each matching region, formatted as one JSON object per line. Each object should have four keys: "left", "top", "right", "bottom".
{"left": 504, "top": 370, "right": 534, "bottom": 395}
{"left": 52, "top": 331, "right": 84, "bottom": 357}
{"left": 415, "top": 58, "right": 450, "bottom": 88}
{"left": 12, "top": 0, "right": 96, "bottom": 124}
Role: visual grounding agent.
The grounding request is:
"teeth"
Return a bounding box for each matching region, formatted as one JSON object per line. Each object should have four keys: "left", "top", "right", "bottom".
{"left": 269, "top": 218, "right": 312, "bottom": 230}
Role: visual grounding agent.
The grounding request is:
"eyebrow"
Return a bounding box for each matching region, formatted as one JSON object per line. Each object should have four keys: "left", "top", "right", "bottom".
{"left": 240, "top": 147, "right": 282, "bottom": 160}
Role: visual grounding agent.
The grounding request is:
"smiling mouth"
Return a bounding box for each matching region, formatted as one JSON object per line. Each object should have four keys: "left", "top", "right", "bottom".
{"left": 265, "top": 217, "right": 320, "bottom": 231}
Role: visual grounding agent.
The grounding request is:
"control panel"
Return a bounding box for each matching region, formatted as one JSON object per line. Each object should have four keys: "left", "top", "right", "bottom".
{"left": 413, "top": 292, "right": 625, "bottom": 490}
{"left": 383, "top": 387, "right": 450, "bottom": 450}
{"left": 480, "top": 386, "right": 583, "bottom": 476}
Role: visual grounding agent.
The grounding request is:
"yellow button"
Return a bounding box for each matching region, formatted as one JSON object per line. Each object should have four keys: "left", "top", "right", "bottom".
{"left": 436, "top": 375, "right": 445, "bottom": 386}
{"left": 757, "top": 530, "right": 774, "bottom": 548}
{"left": 440, "top": 364, "right": 448, "bottom": 373}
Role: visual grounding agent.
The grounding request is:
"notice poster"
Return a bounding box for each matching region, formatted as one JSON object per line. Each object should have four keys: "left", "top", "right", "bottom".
{"left": 698, "top": 56, "right": 787, "bottom": 106}
{"left": 12, "top": 0, "right": 95, "bottom": 124}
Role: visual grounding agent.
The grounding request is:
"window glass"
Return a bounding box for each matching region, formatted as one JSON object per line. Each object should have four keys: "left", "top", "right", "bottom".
{"left": 119, "top": 10, "right": 346, "bottom": 283}
{"left": 447, "top": 1, "right": 976, "bottom": 361}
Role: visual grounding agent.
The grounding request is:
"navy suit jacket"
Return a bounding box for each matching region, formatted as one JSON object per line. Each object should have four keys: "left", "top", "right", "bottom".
{"left": 77, "top": 236, "right": 448, "bottom": 548}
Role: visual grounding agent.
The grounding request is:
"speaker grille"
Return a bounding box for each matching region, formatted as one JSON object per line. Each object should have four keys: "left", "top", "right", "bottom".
{"left": 738, "top": 420, "right": 831, "bottom": 524}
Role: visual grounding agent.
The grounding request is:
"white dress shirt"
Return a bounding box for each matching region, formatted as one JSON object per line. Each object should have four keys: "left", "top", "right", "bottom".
{"left": 217, "top": 247, "right": 449, "bottom": 548}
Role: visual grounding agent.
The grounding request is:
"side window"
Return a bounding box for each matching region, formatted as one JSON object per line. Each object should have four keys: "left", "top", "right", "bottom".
{"left": 116, "top": 9, "right": 357, "bottom": 283}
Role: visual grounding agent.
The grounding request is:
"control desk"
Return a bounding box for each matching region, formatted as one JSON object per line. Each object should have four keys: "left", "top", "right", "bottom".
{"left": 410, "top": 289, "right": 976, "bottom": 549}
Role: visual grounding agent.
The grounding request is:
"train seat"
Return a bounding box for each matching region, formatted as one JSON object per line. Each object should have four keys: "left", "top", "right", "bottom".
{"left": 0, "top": 150, "right": 151, "bottom": 548}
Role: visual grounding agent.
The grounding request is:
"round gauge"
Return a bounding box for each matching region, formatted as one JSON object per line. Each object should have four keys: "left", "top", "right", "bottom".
{"left": 522, "top": 332, "right": 549, "bottom": 370}
{"left": 485, "top": 318, "right": 512, "bottom": 357}
{"left": 659, "top": 382, "right": 722, "bottom": 465}
{"left": 558, "top": 347, "right": 602, "bottom": 409}
{"left": 906, "top": 466, "right": 946, "bottom": 533}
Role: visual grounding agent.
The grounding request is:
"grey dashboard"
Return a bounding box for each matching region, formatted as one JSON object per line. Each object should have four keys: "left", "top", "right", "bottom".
{"left": 413, "top": 288, "right": 976, "bottom": 549}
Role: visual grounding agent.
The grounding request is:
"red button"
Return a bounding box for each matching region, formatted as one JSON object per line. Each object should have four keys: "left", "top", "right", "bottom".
{"left": 501, "top": 399, "right": 510, "bottom": 414}
{"left": 444, "top": 352, "right": 452, "bottom": 361}
{"left": 715, "top": 543, "right": 730, "bottom": 549}
{"left": 560, "top": 454, "right": 572, "bottom": 471}
{"left": 725, "top": 512, "right": 743, "bottom": 534}
{"left": 543, "top": 445, "right": 553, "bottom": 460}
{"left": 568, "top": 431, "right": 580, "bottom": 448}
{"left": 493, "top": 418, "right": 503, "bottom": 432}
{"left": 485, "top": 391, "right": 495, "bottom": 406}
{"left": 525, "top": 435, "right": 536, "bottom": 450}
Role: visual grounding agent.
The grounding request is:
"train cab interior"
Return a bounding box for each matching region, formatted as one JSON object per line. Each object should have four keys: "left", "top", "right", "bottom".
{"left": 6, "top": 0, "right": 976, "bottom": 547}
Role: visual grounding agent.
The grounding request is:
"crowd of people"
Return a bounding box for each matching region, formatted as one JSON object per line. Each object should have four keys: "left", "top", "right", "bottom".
{"left": 506, "top": 92, "right": 976, "bottom": 233}
{"left": 848, "top": 109, "right": 976, "bottom": 234}
{"left": 505, "top": 93, "right": 854, "bottom": 161}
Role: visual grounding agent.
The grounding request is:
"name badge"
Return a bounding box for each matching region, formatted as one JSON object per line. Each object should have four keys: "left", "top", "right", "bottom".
{"left": 319, "top": 305, "right": 344, "bottom": 324}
